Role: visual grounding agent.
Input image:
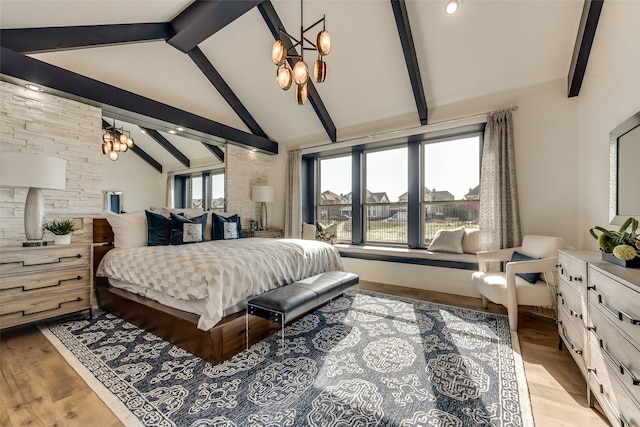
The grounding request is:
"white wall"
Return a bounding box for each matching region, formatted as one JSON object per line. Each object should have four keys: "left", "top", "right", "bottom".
{"left": 101, "top": 152, "right": 166, "bottom": 212}
{"left": 576, "top": 0, "right": 640, "bottom": 250}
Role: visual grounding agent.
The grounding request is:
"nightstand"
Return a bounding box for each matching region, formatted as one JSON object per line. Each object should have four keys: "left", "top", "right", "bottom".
{"left": 0, "top": 243, "right": 93, "bottom": 329}
{"left": 244, "top": 229, "right": 283, "bottom": 239}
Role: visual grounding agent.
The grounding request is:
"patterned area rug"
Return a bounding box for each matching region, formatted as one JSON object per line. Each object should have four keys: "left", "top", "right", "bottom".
{"left": 40, "top": 290, "right": 534, "bottom": 427}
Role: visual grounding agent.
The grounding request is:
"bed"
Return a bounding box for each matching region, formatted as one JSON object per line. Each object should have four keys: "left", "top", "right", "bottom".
{"left": 92, "top": 218, "right": 344, "bottom": 363}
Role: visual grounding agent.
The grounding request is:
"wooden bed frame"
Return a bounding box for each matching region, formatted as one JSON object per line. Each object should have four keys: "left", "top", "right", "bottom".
{"left": 92, "top": 218, "right": 280, "bottom": 364}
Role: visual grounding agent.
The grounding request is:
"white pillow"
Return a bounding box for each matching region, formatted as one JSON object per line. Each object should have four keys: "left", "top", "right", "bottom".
{"left": 428, "top": 228, "right": 465, "bottom": 254}
{"left": 302, "top": 222, "right": 316, "bottom": 240}
{"left": 103, "top": 210, "right": 147, "bottom": 249}
{"left": 462, "top": 228, "right": 480, "bottom": 254}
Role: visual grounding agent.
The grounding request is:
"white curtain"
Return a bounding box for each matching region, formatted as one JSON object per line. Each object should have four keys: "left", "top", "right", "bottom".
{"left": 284, "top": 150, "right": 302, "bottom": 238}
{"left": 479, "top": 110, "right": 522, "bottom": 253}
{"left": 166, "top": 171, "right": 174, "bottom": 208}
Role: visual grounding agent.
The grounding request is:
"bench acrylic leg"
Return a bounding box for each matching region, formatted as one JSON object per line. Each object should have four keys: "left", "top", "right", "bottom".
{"left": 245, "top": 310, "right": 249, "bottom": 350}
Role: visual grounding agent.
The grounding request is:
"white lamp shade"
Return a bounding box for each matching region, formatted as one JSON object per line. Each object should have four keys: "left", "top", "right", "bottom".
{"left": 0, "top": 153, "right": 66, "bottom": 190}
{"left": 252, "top": 186, "right": 275, "bottom": 203}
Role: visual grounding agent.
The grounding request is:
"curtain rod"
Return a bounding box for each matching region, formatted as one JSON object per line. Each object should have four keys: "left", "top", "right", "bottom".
{"left": 298, "top": 105, "right": 518, "bottom": 154}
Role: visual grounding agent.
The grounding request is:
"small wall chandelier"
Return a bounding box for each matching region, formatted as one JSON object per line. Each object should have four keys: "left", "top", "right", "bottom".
{"left": 271, "top": 0, "right": 331, "bottom": 105}
{"left": 101, "top": 119, "right": 134, "bottom": 161}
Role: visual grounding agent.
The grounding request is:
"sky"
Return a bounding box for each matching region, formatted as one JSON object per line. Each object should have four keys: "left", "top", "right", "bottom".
{"left": 320, "top": 136, "right": 480, "bottom": 201}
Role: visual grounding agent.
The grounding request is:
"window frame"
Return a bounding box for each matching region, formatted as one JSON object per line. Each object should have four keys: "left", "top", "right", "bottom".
{"left": 303, "top": 123, "right": 485, "bottom": 249}
{"left": 317, "top": 154, "right": 353, "bottom": 242}
{"left": 174, "top": 167, "right": 226, "bottom": 210}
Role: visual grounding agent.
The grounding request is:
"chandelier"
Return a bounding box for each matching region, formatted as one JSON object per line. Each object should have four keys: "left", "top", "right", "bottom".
{"left": 101, "top": 120, "right": 134, "bottom": 161}
{"left": 271, "top": 0, "right": 331, "bottom": 105}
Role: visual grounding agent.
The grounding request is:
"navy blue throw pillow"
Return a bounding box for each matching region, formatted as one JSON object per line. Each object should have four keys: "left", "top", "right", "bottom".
{"left": 212, "top": 213, "right": 245, "bottom": 240}
{"left": 145, "top": 210, "right": 171, "bottom": 246}
{"left": 170, "top": 213, "right": 207, "bottom": 245}
{"left": 510, "top": 251, "right": 541, "bottom": 284}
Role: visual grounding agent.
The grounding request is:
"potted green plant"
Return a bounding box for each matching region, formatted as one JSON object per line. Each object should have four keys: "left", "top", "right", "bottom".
{"left": 44, "top": 218, "right": 78, "bottom": 245}
{"left": 590, "top": 217, "right": 640, "bottom": 267}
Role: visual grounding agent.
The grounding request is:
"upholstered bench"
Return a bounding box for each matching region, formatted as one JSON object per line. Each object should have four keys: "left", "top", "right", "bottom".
{"left": 246, "top": 271, "right": 359, "bottom": 347}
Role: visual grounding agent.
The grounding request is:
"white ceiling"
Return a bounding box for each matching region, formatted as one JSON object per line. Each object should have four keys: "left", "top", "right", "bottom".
{"left": 0, "top": 0, "right": 585, "bottom": 160}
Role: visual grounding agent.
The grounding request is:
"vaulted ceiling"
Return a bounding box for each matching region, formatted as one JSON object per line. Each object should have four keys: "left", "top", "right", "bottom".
{"left": 0, "top": 0, "right": 599, "bottom": 165}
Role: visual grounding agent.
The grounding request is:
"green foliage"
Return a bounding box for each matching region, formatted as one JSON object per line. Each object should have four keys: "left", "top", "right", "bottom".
{"left": 44, "top": 218, "right": 78, "bottom": 235}
{"left": 590, "top": 217, "right": 639, "bottom": 260}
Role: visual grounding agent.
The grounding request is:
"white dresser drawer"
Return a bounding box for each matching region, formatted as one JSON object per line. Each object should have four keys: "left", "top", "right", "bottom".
{"left": 589, "top": 266, "right": 640, "bottom": 344}
{"left": 557, "top": 251, "right": 588, "bottom": 299}
{"left": 558, "top": 316, "right": 586, "bottom": 375}
{"left": 558, "top": 277, "right": 587, "bottom": 328}
{"left": 588, "top": 339, "right": 640, "bottom": 426}
{"left": 589, "top": 304, "right": 640, "bottom": 404}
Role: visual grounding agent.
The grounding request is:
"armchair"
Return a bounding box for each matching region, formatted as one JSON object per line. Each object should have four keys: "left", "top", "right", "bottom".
{"left": 472, "top": 235, "right": 565, "bottom": 331}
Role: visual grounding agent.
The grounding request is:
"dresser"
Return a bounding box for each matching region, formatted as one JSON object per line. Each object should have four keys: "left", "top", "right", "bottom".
{"left": 0, "top": 244, "right": 93, "bottom": 329}
{"left": 557, "top": 250, "right": 640, "bottom": 426}
{"left": 244, "top": 228, "right": 283, "bottom": 238}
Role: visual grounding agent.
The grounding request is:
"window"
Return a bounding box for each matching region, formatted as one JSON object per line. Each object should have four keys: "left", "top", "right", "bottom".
{"left": 318, "top": 156, "right": 351, "bottom": 242}
{"left": 423, "top": 136, "right": 480, "bottom": 244}
{"left": 174, "top": 169, "right": 225, "bottom": 210}
{"left": 305, "top": 125, "right": 483, "bottom": 248}
{"left": 365, "top": 147, "right": 407, "bottom": 244}
{"left": 210, "top": 172, "right": 225, "bottom": 209}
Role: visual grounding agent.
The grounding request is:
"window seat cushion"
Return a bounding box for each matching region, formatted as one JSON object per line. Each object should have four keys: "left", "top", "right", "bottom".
{"left": 336, "top": 244, "right": 478, "bottom": 270}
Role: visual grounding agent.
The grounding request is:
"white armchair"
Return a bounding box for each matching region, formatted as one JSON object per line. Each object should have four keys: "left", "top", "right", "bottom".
{"left": 472, "top": 235, "right": 566, "bottom": 331}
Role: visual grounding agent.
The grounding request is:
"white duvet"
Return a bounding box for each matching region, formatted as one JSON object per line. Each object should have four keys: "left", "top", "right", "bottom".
{"left": 96, "top": 238, "right": 343, "bottom": 330}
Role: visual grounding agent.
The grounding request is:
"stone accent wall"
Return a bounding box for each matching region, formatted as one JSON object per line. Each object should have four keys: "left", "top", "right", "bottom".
{"left": 225, "top": 144, "right": 273, "bottom": 226}
{"left": 0, "top": 81, "right": 103, "bottom": 245}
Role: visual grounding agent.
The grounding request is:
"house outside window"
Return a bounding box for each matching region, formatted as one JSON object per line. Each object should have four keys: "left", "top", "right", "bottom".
{"left": 423, "top": 135, "right": 480, "bottom": 245}
{"left": 318, "top": 156, "right": 352, "bottom": 242}
{"left": 365, "top": 146, "right": 407, "bottom": 244}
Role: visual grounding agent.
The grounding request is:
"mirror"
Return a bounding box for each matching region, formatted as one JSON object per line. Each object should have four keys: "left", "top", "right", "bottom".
{"left": 609, "top": 111, "right": 640, "bottom": 225}
{"left": 104, "top": 191, "right": 123, "bottom": 213}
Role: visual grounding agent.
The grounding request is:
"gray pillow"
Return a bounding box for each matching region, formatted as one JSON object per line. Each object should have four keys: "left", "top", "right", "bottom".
{"left": 428, "top": 228, "right": 465, "bottom": 253}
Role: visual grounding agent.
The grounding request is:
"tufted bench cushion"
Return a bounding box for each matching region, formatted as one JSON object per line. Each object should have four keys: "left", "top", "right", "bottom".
{"left": 246, "top": 271, "right": 359, "bottom": 347}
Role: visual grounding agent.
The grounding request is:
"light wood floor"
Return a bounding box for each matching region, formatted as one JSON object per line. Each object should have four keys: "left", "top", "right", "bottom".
{"left": 0, "top": 281, "right": 610, "bottom": 427}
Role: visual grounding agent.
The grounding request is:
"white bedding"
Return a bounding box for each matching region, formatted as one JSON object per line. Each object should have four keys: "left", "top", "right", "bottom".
{"left": 96, "top": 238, "right": 344, "bottom": 330}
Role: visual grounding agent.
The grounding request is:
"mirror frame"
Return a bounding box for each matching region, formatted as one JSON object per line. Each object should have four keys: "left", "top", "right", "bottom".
{"left": 609, "top": 111, "right": 640, "bottom": 225}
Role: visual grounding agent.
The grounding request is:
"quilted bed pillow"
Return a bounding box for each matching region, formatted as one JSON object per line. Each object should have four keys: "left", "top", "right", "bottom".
{"left": 212, "top": 213, "right": 245, "bottom": 240}
{"left": 170, "top": 213, "right": 207, "bottom": 245}
{"left": 145, "top": 210, "right": 171, "bottom": 246}
{"left": 103, "top": 210, "right": 147, "bottom": 249}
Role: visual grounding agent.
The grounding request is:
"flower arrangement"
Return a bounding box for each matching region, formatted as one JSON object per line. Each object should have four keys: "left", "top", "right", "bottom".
{"left": 44, "top": 218, "right": 78, "bottom": 235}
{"left": 590, "top": 217, "right": 639, "bottom": 264}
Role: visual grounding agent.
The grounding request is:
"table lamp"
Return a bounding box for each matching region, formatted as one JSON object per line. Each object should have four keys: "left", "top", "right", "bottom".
{"left": 0, "top": 153, "right": 67, "bottom": 246}
{"left": 252, "top": 185, "right": 275, "bottom": 230}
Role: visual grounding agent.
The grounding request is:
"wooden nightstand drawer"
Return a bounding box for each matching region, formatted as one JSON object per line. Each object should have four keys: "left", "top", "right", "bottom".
{"left": 244, "top": 229, "right": 283, "bottom": 239}
{"left": 0, "top": 267, "right": 91, "bottom": 298}
{"left": 0, "top": 287, "right": 91, "bottom": 329}
{"left": 0, "top": 245, "right": 90, "bottom": 276}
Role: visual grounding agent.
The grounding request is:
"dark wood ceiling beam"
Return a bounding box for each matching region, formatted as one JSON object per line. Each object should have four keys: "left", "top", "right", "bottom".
{"left": 101, "top": 119, "right": 163, "bottom": 173}
{"left": 139, "top": 127, "right": 190, "bottom": 168}
{"left": 187, "top": 47, "right": 268, "bottom": 138}
{"left": 202, "top": 143, "right": 225, "bottom": 163}
{"left": 0, "top": 47, "right": 278, "bottom": 154}
{"left": 0, "top": 23, "right": 173, "bottom": 54}
{"left": 168, "top": 0, "right": 262, "bottom": 53}
{"left": 390, "top": 0, "right": 428, "bottom": 125}
{"left": 258, "top": 1, "right": 337, "bottom": 143}
{"left": 567, "top": 0, "right": 604, "bottom": 97}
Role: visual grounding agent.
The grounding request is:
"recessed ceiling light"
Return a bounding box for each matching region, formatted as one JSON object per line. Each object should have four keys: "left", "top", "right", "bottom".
{"left": 168, "top": 129, "right": 177, "bottom": 134}
{"left": 25, "top": 84, "right": 43, "bottom": 92}
{"left": 444, "top": 0, "right": 461, "bottom": 15}
{"left": 176, "top": 127, "right": 185, "bottom": 132}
